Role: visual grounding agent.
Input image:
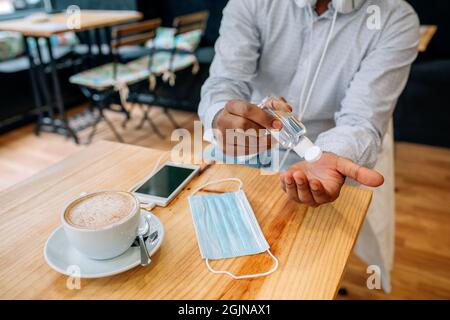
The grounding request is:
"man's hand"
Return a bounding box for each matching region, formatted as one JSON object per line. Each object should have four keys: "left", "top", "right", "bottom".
{"left": 280, "top": 152, "right": 384, "bottom": 207}
{"left": 213, "top": 98, "right": 291, "bottom": 156}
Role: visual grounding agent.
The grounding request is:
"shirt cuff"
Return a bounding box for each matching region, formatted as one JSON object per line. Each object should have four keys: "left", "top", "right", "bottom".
{"left": 202, "top": 102, "right": 226, "bottom": 142}
{"left": 314, "top": 135, "right": 359, "bottom": 163}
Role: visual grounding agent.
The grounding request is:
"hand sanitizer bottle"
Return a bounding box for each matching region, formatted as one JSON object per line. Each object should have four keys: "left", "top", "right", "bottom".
{"left": 258, "top": 96, "right": 322, "bottom": 163}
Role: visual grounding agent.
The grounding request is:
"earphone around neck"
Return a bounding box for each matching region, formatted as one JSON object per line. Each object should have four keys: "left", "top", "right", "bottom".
{"left": 295, "top": 0, "right": 366, "bottom": 14}
{"left": 294, "top": 0, "right": 366, "bottom": 119}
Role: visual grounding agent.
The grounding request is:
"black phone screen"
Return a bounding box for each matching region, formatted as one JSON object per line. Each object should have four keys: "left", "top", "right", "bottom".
{"left": 135, "top": 165, "right": 195, "bottom": 198}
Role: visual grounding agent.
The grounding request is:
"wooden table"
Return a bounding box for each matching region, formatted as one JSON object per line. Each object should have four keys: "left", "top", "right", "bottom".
{"left": 0, "top": 141, "right": 372, "bottom": 299}
{"left": 419, "top": 25, "right": 438, "bottom": 53}
{"left": 0, "top": 10, "right": 143, "bottom": 144}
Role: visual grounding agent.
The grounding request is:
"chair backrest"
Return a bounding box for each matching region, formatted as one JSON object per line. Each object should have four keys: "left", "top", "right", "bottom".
{"left": 172, "top": 11, "right": 209, "bottom": 36}
{"left": 110, "top": 18, "right": 162, "bottom": 80}
{"left": 112, "top": 18, "right": 162, "bottom": 50}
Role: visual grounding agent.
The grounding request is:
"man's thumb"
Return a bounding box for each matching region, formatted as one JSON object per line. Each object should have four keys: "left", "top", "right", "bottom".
{"left": 336, "top": 157, "right": 384, "bottom": 187}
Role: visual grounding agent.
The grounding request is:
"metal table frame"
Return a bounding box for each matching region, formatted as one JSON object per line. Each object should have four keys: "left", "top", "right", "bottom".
{"left": 23, "top": 27, "right": 115, "bottom": 144}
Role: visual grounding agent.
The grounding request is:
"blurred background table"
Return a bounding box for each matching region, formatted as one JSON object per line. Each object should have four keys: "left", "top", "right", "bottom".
{"left": 0, "top": 10, "right": 142, "bottom": 36}
{"left": 0, "top": 10, "right": 142, "bottom": 143}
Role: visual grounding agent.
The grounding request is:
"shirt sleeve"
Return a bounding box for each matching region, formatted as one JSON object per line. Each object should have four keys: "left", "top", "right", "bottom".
{"left": 314, "top": 7, "right": 420, "bottom": 167}
{"left": 198, "top": 0, "right": 260, "bottom": 141}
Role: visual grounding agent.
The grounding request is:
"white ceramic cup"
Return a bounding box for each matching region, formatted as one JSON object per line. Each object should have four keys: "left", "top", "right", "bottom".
{"left": 61, "top": 191, "right": 141, "bottom": 260}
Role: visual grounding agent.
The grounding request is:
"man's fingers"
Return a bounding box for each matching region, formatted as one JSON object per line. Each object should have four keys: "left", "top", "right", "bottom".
{"left": 336, "top": 157, "right": 384, "bottom": 187}
{"left": 225, "top": 101, "right": 282, "bottom": 130}
{"left": 222, "top": 132, "right": 272, "bottom": 148}
{"left": 292, "top": 171, "right": 317, "bottom": 206}
{"left": 283, "top": 173, "right": 300, "bottom": 202}
{"left": 221, "top": 140, "right": 272, "bottom": 157}
{"left": 217, "top": 112, "right": 264, "bottom": 132}
{"left": 218, "top": 129, "right": 275, "bottom": 156}
{"left": 309, "top": 179, "right": 331, "bottom": 204}
{"left": 280, "top": 175, "right": 286, "bottom": 192}
{"left": 268, "top": 97, "right": 293, "bottom": 112}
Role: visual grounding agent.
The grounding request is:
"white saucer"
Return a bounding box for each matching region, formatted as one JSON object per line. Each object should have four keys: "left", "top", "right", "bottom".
{"left": 44, "top": 211, "right": 164, "bottom": 278}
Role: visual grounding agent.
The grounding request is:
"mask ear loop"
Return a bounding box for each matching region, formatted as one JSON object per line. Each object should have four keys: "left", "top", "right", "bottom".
{"left": 205, "top": 250, "right": 279, "bottom": 280}
{"left": 191, "top": 178, "right": 279, "bottom": 279}
{"left": 190, "top": 178, "right": 243, "bottom": 196}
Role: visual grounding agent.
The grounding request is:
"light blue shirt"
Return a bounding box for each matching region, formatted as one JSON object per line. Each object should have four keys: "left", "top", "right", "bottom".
{"left": 198, "top": 0, "right": 419, "bottom": 167}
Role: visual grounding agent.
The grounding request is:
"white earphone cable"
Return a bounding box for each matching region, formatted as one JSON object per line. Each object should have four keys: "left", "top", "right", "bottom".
{"left": 300, "top": 9, "right": 338, "bottom": 119}
{"left": 298, "top": 5, "right": 315, "bottom": 113}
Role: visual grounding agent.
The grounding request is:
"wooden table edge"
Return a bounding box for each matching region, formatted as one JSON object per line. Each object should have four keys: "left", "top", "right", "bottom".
{"left": 0, "top": 10, "right": 143, "bottom": 37}
{"left": 332, "top": 188, "right": 372, "bottom": 299}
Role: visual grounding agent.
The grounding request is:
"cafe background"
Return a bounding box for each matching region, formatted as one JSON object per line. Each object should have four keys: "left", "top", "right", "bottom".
{"left": 0, "top": 0, "right": 448, "bottom": 299}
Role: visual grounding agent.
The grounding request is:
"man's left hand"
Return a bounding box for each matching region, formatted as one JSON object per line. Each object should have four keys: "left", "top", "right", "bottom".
{"left": 280, "top": 152, "right": 384, "bottom": 207}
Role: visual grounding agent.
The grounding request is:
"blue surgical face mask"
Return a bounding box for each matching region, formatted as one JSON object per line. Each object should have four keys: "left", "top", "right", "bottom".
{"left": 188, "top": 178, "right": 278, "bottom": 279}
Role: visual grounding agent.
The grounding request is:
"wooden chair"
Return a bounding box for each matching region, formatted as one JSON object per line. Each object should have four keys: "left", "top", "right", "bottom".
{"left": 69, "top": 18, "right": 162, "bottom": 143}
{"left": 163, "top": 11, "right": 209, "bottom": 127}
{"left": 173, "top": 10, "right": 209, "bottom": 36}
{"left": 169, "top": 10, "right": 209, "bottom": 71}
{"left": 129, "top": 11, "right": 210, "bottom": 131}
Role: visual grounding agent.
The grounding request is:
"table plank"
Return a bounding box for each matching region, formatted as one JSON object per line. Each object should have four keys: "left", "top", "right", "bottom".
{"left": 0, "top": 10, "right": 143, "bottom": 37}
{"left": 0, "top": 141, "right": 372, "bottom": 299}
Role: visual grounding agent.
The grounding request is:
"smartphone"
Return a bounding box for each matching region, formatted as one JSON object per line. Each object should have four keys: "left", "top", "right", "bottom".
{"left": 132, "top": 162, "right": 200, "bottom": 207}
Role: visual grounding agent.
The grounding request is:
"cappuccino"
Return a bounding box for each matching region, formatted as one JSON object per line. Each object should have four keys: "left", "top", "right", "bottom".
{"left": 64, "top": 191, "right": 137, "bottom": 230}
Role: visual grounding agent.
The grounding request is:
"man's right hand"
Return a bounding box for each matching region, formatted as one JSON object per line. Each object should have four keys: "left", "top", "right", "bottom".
{"left": 213, "top": 98, "right": 292, "bottom": 156}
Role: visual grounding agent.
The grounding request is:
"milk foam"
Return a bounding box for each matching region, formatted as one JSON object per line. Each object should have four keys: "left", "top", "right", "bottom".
{"left": 65, "top": 192, "right": 136, "bottom": 229}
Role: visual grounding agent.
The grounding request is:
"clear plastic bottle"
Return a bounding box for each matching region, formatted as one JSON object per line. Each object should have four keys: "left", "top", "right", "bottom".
{"left": 258, "top": 96, "right": 322, "bottom": 163}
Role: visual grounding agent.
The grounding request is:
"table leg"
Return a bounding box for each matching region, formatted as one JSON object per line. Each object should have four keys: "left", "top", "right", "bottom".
{"left": 84, "top": 30, "right": 94, "bottom": 67}
{"left": 94, "top": 28, "right": 104, "bottom": 62}
{"left": 105, "top": 26, "right": 114, "bottom": 62}
{"left": 34, "top": 37, "right": 55, "bottom": 119}
{"left": 23, "top": 36, "right": 44, "bottom": 135}
{"left": 45, "top": 37, "right": 79, "bottom": 144}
